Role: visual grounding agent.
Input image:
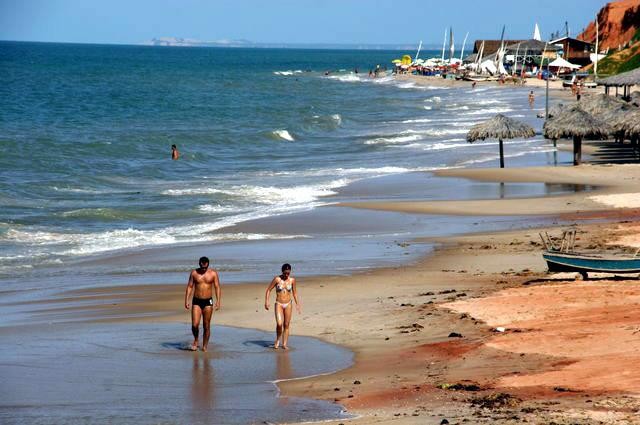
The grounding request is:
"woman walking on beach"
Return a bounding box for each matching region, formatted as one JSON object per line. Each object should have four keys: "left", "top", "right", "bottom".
{"left": 264, "top": 263, "right": 301, "bottom": 349}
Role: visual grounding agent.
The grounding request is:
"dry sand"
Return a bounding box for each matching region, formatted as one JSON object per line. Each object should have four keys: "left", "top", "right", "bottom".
{"left": 47, "top": 164, "right": 640, "bottom": 424}
{"left": 395, "top": 73, "right": 605, "bottom": 100}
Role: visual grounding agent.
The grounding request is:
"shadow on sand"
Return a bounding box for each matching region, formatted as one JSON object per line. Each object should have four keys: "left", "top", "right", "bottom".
{"left": 162, "top": 342, "right": 198, "bottom": 351}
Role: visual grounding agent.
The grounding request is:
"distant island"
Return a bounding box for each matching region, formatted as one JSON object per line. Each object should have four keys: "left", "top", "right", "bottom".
{"left": 141, "top": 37, "right": 441, "bottom": 51}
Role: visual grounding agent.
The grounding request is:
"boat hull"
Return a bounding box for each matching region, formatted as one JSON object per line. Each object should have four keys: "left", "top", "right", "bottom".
{"left": 543, "top": 252, "right": 640, "bottom": 274}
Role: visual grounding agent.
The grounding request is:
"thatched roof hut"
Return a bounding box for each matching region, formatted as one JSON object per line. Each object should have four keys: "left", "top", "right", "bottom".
{"left": 467, "top": 114, "right": 536, "bottom": 168}
{"left": 597, "top": 67, "right": 640, "bottom": 87}
{"left": 615, "top": 109, "right": 640, "bottom": 139}
{"left": 467, "top": 114, "right": 536, "bottom": 142}
{"left": 543, "top": 106, "right": 612, "bottom": 140}
{"left": 578, "top": 93, "right": 628, "bottom": 116}
{"left": 546, "top": 102, "right": 571, "bottom": 119}
{"left": 543, "top": 105, "right": 613, "bottom": 165}
{"left": 597, "top": 68, "right": 640, "bottom": 99}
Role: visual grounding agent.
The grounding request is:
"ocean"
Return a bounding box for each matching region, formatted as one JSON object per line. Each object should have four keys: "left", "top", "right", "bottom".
{"left": 0, "top": 41, "right": 569, "bottom": 294}
{"left": 0, "top": 41, "right": 580, "bottom": 425}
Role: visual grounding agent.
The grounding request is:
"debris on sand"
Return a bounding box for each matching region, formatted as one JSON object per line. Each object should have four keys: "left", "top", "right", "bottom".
{"left": 437, "top": 382, "right": 482, "bottom": 391}
{"left": 471, "top": 392, "right": 521, "bottom": 409}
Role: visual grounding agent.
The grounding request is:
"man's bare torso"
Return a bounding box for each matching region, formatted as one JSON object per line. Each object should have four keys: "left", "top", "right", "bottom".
{"left": 191, "top": 268, "right": 217, "bottom": 299}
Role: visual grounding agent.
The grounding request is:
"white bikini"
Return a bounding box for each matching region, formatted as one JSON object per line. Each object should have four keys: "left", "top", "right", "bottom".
{"left": 275, "top": 278, "right": 293, "bottom": 309}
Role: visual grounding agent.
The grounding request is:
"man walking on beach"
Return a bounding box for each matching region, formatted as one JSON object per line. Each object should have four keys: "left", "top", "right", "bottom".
{"left": 184, "top": 256, "right": 221, "bottom": 352}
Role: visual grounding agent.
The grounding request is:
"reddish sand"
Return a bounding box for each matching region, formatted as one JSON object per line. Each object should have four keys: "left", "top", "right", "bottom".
{"left": 445, "top": 280, "right": 640, "bottom": 394}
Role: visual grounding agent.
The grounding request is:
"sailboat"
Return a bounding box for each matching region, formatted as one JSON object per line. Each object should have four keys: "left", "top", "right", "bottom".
{"left": 459, "top": 32, "right": 469, "bottom": 62}
{"left": 533, "top": 23, "right": 542, "bottom": 41}
{"left": 496, "top": 25, "right": 508, "bottom": 75}
{"left": 449, "top": 27, "right": 455, "bottom": 64}
{"left": 441, "top": 27, "right": 447, "bottom": 63}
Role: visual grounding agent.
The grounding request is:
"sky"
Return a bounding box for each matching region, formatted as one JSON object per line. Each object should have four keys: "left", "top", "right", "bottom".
{"left": 0, "top": 0, "right": 607, "bottom": 46}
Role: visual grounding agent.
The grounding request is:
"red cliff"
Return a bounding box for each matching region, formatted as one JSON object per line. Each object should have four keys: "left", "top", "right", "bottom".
{"left": 579, "top": 0, "right": 640, "bottom": 50}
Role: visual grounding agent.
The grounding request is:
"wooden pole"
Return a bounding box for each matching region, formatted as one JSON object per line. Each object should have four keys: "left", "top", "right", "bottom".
{"left": 499, "top": 138, "right": 505, "bottom": 168}
{"left": 573, "top": 135, "right": 582, "bottom": 165}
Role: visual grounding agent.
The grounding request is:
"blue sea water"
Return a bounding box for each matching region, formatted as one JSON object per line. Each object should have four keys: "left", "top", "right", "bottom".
{"left": 0, "top": 41, "right": 577, "bottom": 425}
{"left": 0, "top": 41, "right": 564, "bottom": 289}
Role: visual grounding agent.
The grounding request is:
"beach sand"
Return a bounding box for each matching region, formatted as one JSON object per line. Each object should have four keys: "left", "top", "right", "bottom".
{"left": 395, "top": 73, "right": 606, "bottom": 100}
{"left": 23, "top": 164, "right": 640, "bottom": 424}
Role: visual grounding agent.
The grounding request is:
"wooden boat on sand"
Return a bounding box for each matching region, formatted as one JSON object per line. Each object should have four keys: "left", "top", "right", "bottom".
{"left": 540, "top": 230, "right": 640, "bottom": 278}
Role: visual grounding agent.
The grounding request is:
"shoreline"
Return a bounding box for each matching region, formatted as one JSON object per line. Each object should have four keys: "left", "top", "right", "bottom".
{"left": 16, "top": 164, "right": 640, "bottom": 424}
{"left": 6, "top": 67, "right": 640, "bottom": 424}
{"left": 394, "top": 73, "right": 605, "bottom": 100}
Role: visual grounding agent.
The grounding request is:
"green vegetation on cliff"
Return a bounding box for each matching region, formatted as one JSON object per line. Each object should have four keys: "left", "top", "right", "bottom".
{"left": 596, "top": 41, "right": 640, "bottom": 75}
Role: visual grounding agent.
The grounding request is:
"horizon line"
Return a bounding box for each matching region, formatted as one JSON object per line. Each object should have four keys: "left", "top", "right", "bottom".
{"left": 0, "top": 38, "right": 483, "bottom": 51}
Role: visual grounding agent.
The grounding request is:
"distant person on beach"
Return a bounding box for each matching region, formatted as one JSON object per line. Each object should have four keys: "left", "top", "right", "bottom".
{"left": 264, "top": 263, "right": 301, "bottom": 349}
{"left": 528, "top": 90, "right": 535, "bottom": 107}
{"left": 576, "top": 84, "right": 582, "bottom": 101}
{"left": 184, "top": 256, "right": 221, "bottom": 352}
{"left": 472, "top": 81, "right": 477, "bottom": 89}
{"left": 171, "top": 144, "right": 180, "bottom": 160}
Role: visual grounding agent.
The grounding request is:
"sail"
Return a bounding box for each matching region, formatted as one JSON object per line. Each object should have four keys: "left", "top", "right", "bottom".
{"left": 449, "top": 27, "right": 455, "bottom": 62}
{"left": 441, "top": 28, "right": 447, "bottom": 62}
{"left": 533, "top": 23, "right": 542, "bottom": 41}
{"left": 415, "top": 40, "right": 422, "bottom": 62}
{"left": 459, "top": 32, "right": 469, "bottom": 61}
{"left": 497, "top": 47, "right": 508, "bottom": 75}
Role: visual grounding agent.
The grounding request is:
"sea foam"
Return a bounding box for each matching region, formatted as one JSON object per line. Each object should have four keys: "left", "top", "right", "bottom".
{"left": 271, "top": 130, "right": 295, "bottom": 141}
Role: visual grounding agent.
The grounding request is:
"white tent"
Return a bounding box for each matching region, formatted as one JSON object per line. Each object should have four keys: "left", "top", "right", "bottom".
{"left": 548, "top": 57, "right": 581, "bottom": 69}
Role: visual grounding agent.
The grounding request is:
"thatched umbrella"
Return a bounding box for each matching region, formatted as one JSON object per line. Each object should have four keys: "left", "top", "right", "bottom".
{"left": 543, "top": 105, "right": 613, "bottom": 165}
{"left": 578, "top": 93, "right": 628, "bottom": 116}
{"left": 579, "top": 94, "right": 637, "bottom": 143}
{"left": 538, "top": 102, "right": 572, "bottom": 119}
{"left": 615, "top": 109, "right": 640, "bottom": 143}
{"left": 630, "top": 91, "right": 640, "bottom": 107}
{"left": 597, "top": 67, "right": 640, "bottom": 86}
{"left": 467, "top": 114, "right": 536, "bottom": 168}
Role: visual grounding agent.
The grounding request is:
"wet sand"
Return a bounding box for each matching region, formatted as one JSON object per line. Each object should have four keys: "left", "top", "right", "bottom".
{"left": 10, "top": 164, "right": 640, "bottom": 424}
{"left": 0, "top": 322, "right": 352, "bottom": 425}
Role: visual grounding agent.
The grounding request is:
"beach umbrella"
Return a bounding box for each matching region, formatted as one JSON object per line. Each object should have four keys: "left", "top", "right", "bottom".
{"left": 401, "top": 55, "right": 412, "bottom": 65}
{"left": 579, "top": 94, "right": 636, "bottom": 143}
{"left": 541, "top": 102, "right": 571, "bottom": 119}
{"left": 467, "top": 114, "right": 536, "bottom": 168}
{"left": 597, "top": 67, "right": 640, "bottom": 87}
{"left": 630, "top": 91, "right": 640, "bottom": 107}
{"left": 543, "top": 105, "right": 613, "bottom": 165}
{"left": 391, "top": 59, "right": 402, "bottom": 64}
{"left": 579, "top": 93, "right": 628, "bottom": 116}
{"left": 614, "top": 109, "right": 640, "bottom": 142}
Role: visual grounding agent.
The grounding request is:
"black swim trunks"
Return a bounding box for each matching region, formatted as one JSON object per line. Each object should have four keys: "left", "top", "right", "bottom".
{"left": 192, "top": 297, "right": 214, "bottom": 309}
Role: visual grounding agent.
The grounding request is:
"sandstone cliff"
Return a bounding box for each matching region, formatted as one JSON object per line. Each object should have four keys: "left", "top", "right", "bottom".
{"left": 579, "top": 0, "right": 640, "bottom": 50}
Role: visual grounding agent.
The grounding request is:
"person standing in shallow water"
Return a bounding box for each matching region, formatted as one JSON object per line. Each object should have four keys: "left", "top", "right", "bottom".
{"left": 184, "top": 256, "right": 221, "bottom": 351}
{"left": 528, "top": 90, "right": 535, "bottom": 107}
{"left": 171, "top": 144, "right": 180, "bottom": 160}
{"left": 264, "top": 263, "right": 301, "bottom": 349}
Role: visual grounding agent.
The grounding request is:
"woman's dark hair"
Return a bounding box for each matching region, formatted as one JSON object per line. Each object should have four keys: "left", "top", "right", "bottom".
{"left": 171, "top": 144, "right": 177, "bottom": 149}
{"left": 281, "top": 263, "right": 292, "bottom": 272}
